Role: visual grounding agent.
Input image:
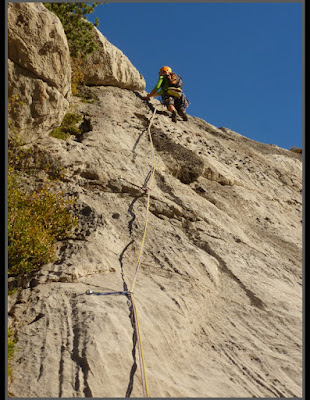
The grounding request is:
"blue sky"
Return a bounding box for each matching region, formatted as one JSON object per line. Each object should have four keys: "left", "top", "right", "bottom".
{"left": 87, "top": 2, "right": 303, "bottom": 150}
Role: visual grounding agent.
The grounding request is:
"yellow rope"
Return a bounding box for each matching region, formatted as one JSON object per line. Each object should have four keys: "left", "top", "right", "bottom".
{"left": 129, "top": 106, "right": 157, "bottom": 397}
{"left": 130, "top": 107, "right": 157, "bottom": 293}
{"left": 84, "top": 107, "right": 157, "bottom": 397}
{"left": 131, "top": 292, "right": 150, "bottom": 397}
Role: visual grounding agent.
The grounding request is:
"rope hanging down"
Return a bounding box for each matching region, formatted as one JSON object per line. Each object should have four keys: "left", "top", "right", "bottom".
{"left": 85, "top": 106, "right": 157, "bottom": 398}
{"left": 130, "top": 107, "right": 157, "bottom": 293}
{"left": 127, "top": 106, "right": 157, "bottom": 397}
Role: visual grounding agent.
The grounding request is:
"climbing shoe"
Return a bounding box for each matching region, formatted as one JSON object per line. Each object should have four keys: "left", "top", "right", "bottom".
{"left": 178, "top": 109, "right": 188, "bottom": 121}
{"left": 171, "top": 111, "right": 178, "bottom": 123}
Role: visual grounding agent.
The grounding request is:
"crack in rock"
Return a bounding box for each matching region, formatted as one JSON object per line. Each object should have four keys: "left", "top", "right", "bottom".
{"left": 185, "top": 228, "right": 266, "bottom": 310}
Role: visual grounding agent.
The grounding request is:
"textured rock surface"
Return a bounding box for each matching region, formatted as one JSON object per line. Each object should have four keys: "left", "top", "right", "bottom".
{"left": 8, "top": 86, "right": 302, "bottom": 398}
{"left": 80, "top": 26, "right": 145, "bottom": 90}
{"left": 8, "top": 2, "right": 72, "bottom": 142}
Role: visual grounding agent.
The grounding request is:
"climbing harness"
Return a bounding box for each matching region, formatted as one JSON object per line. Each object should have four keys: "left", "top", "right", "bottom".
{"left": 85, "top": 106, "right": 157, "bottom": 398}
{"left": 166, "top": 87, "right": 183, "bottom": 98}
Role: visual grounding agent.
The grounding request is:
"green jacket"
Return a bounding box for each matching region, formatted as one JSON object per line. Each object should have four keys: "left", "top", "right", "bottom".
{"left": 152, "top": 75, "right": 170, "bottom": 96}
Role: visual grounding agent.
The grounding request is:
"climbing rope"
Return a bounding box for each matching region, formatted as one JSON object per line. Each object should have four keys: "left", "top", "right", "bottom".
{"left": 130, "top": 107, "right": 157, "bottom": 293}
{"left": 86, "top": 106, "right": 157, "bottom": 398}
{"left": 130, "top": 292, "right": 149, "bottom": 397}
{"left": 126, "top": 106, "right": 157, "bottom": 397}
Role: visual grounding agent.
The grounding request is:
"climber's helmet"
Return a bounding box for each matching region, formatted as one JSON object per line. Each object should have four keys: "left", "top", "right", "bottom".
{"left": 159, "top": 66, "right": 172, "bottom": 76}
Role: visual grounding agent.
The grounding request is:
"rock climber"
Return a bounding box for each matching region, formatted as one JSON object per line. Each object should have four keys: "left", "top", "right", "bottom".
{"left": 142, "top": 66, "right": 189, "bottom": 123}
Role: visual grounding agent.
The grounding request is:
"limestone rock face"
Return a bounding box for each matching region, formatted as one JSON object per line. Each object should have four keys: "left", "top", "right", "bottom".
{"left": 8, "top": 87, "right": 302, "bottom": 398}
{"left": 81, "top": 27, "right": 146, "bottom": 90}
{"left": 8, "top": 2, "right": 71, "bottom": 142}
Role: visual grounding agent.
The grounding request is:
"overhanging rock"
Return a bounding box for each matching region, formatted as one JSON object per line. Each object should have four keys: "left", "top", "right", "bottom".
{"left": 81, "top": 26, "right": 146, "bottom": 91}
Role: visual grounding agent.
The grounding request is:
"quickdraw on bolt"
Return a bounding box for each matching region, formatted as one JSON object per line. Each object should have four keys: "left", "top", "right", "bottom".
{"left": 119, "top": 176, "right": 150, "bottom": 194}
{"left": 85, "top": 289, "right": 132, "bottom": 296}
{"left": 85, "top": 107, "right": 157, "bottom": 398}
{"left": 141, "top": 186, "right": 151, "bottom": 193}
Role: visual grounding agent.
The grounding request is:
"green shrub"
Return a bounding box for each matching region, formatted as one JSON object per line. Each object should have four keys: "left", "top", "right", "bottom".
{"left": 8, "top": 133, "right": 33, "bottom": 171}
{"left": 49, "top": 112, "right": 83, "bottom": 140}
{"left": 8, "top": 328, "right": 17, "bottom": 379}
{"left": 8, "top": 111, "right": 78, "bottom": 277}
{"left": 8, "top": 169, "right": 78, "bottom": 275}
{"left": 44, "top": 3, "right": 101, "bottom": 95}
{"left": 44, "top": 3, "right": 100, "bottom": 58}
{"left": 8, "top": 94, "right": 24, "bottom": 130}
{"left": 71, "top": 55, "right": 86, "bottom": 96}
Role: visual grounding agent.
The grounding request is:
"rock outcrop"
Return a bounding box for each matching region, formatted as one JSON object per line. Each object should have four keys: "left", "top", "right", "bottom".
{"left": 8, "top": 86, "right": 302, "bottom": 397}
{"left": 7, "top": 2, "right": 145, "bottom": 143}
{"left": 8, "top": 2, "right": 72, "bottom": 142}
{"left": 7, "top": 2, "right": 302, "bottom": 398}
{"left": 81, "top": 26, "right": 145, "bottom": 90}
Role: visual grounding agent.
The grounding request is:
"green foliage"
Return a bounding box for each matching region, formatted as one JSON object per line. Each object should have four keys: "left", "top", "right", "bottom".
{"left": 8, "top": 133, "right": 33, "bottom": 172}
{"left": 289, "top": 146, "right": 302, "bottom": 154}
{"left": 8, "top": 170, "right": 78, "bottom": 275}
{"left": 8, "top": 94, "right": 24, "bottom": 114}
{"left": 44, "top": 3, "right": 100, "bottom": 59}
{"left": 44, "top": 3, "right": 103, "bottom": 95}
{"left": 8, "top": 133, "right": 78, "bottom": 276}
{"left": 71, "top": 55, "right": 86, "bottom": 96}
{"left": 70, "top": 56, "right": 100, "bottom": 101}
{"left": 49, "top": 112, "right": 83, "bottom": 140}
{"left": 8, "top": 94, "right": 24, "bottom": 130}
{"left": 8, "top": 328, "right": 17, "bottom": 379}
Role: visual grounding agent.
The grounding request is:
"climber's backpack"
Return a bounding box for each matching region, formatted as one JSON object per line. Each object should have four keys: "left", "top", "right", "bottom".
{"left": 168, "top": 73, "right": 183, "bottom": 88}
{"left": 166, "top": 73, "right": 184, "bottom": 98}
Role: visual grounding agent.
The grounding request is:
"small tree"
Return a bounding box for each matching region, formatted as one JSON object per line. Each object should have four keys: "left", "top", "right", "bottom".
{"left": 45, "top": 3, "right": 101, "bottom": 95}
{"left": 44, "top": 3, "right": 100, "bottom": 59}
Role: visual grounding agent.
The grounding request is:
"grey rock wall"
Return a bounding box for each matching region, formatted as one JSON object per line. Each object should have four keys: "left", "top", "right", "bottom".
{"left": 7, "top": 2, "right": 146, "bottom": 143}
{"left": 8, "top": 86, "right": 302, "bottom": 398}
{"left": 7, "top": 3, "right": 302, "bottom": 398}
{"left": 8, "top": 2, "right": 72, "bottom": 142}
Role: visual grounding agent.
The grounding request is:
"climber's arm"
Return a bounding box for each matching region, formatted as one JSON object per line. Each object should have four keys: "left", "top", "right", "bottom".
{"left": 143, "top": 76, "right": 164, "bottom": 100}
